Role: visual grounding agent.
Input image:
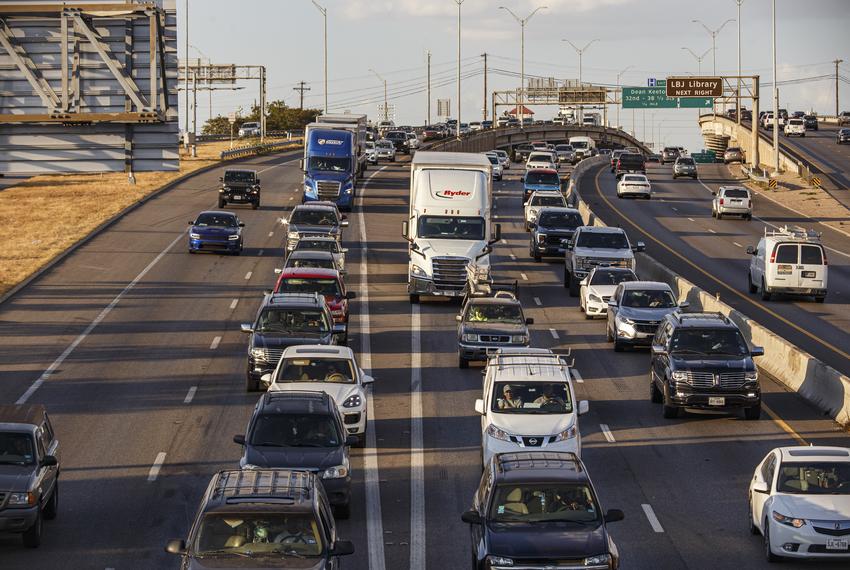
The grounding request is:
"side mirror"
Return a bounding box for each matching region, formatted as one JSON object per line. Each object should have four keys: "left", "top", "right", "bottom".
{"left": 341, "top": 220, "right": 350, "bottom": 228}
{"left": 490, "top": 224, "right": 502, "bottom": 244}
{"left": 165, "top": 539, "right": 187, "bottom": 555}
{"left": 474, "top": 399, "right": 485, "bottom": 415}
{"left": 525, "top": 317, "right": 534, "bottom": 325}
{"left": 579, "top": 278, "right": 588, "bottom": 286}
{"left": 752, "top": 480, "right": 770, "bottom": 494}
{"left": 578, "top": 400, "right": 589, "bottom": 415}
{"left": 456, "top": 315, "right": 463, "bottom": 322}
{"left": 651, "top": 344, "right": 667, "bottom": 356}
{"left": 341, "top": 248, "right": 349, "bottom": 253}
{"left": 604, "top": 509, "right": 625, "bottom": 523}
{"left": 330, "top": 540, "right": 355, "bottom": 557}
{"left": 461, "top": 510, "right": 482, "bottom": 525}
{"left": 274, "top": 268, "right": 283, "bottom": 274}
{"left": 261, "top": 373, "right": 272, "bottom": 385}
{"left": 345, "top": 435, "right": 358, "bottom": 446}
{"left": 746, "top": 246, "right": 755, "bottom": 255}
{"left": 402, "top": 220, "right": 409, "bottom": 240}
{"left": 363, "top": 375, "right": 375, "bottom": 385}
{"left": 346, "top": 291, "right": 357, "bottom": 300}
{"left": 528, "top": 223, "right": 537, "bottom": 230}
{"left": 678, "top": 301, "right": 690, "bottom": 309}
{"left": 238, "top": 222, "right": 245, "bottom": 227}
{"left": 233, "top": 434, "right": 246, "bottom": 446}
{"left": 607, "top": 300, "right": 618, "bottom": 308}
{"left": 710, "top": 190, "right": 716, "bottom": 195}
{"left": 41, "top": 455, "right": 58, "bottom": 467}
{"left": 240, "top": 323, "right": 253, "bottom": 334}
{"left": 633, "top": 242, "right": 646, "bottom": 252}
{"left": 751, "top": 347, "right": 765, "bottom": 357}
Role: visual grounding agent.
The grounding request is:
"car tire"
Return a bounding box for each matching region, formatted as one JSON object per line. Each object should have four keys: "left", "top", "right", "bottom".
{"left": 43, "top": 483, "right": 58, "bottom": 520}
{"left": 22, "top": 509, "right": 42, "bottom": 548}
{"left": 613, "top": 339, "right": 624, "bottom": 352}
{"left": 410, "top": 294, "right": 420, "bottom": 304}
{"left": 746, "top": 214, "right": 752, "bottom": 221}
{"left": 533, "top": 253, "right": 541, "bottom": 262}
{"left": 815, "top": 296, "right": 826, "bottom": 303}
{"left": 717, "top": 212, "right": 723, "bottom": 220}
{"left": 252, "top": 201, "right": 259, "bottom": 210}
{"left": 568, "top": 273, "right": 580, "bottom": 297}
{"left": 218, "top": 199, "right": 226, "bottom": 209}
{"left": 764, "top": 520, "right": 781, "bottom": 562}
{"left": 745, "top": 403, "right": 762, "bottom": 420}
{"left": 354, "top": 433, "right": 367, "bottom": 448}
{"left": 650, "top": 377, "right": 663, "bottom": 403}
{"left": 606, "top": 326, "right": 613, "bottom": 343}
{"left": 563, "top": 267, "right": 570, "bottom": 289}
{"left": 245, "top": 374, "right": 259, "bottom": 392}
{"left": 748, "top": 272, "right": 758, "bottom": 294}
{"left": 334, "top": 502, "right": 351, "bottom": 520}
{"left": 747, "top": 498, "right": 759, "bottom": 535}
{"left": 458, "top": 355, "right": 469, "bottom": 369}
{"left": 761, "top": 278, "right": 772, "bottom": 301}
{"left": 662, "top": 403, "right": 679, "bottom": 419}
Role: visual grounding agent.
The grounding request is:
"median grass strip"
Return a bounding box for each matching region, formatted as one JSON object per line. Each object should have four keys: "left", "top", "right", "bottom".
{"left": 0, "top": 139, "right": 299, "bottom": 297}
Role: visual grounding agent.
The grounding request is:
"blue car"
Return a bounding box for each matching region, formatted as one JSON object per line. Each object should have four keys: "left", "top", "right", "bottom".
{"left": 188, "top": 210, "right": 244, "bottom": 255}
{"left": 523, "top": 168, "right": 562, "bottom": 203}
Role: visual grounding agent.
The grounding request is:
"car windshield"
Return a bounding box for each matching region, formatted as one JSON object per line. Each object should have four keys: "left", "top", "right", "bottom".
{"left": 195, "top": 213, "right": 237, "bottom": 228}
{"left": 531, "top": 195, "right": 566, "bottom": 207}
{"left": 491, "top": 382, "right": 572, "bottom": 414}
{"left": 590, "top": 269, "right": 636, "bottom": 286}
{"left": 194, "top": 513, "right": 324, "bottom": 557}
{"left": 0, "top": 432, "right": 35, "bottom": 465}
{"left": 555, "top": 145, "right": 573, "bottom": 151}
{"left": 286, "top": 258, "right": 335, "bottom": 271}
{"left": 387, "top": 132, "right": 406, "bottom": 140}
{"left": 295, "top": 239, "right": 339, "bottom": 253}
{"left": 775, "top": 462, "right": 850, "bottom": 495}
{"left": 575, "top": 231, "right": 629, "bottom": 249}
{"left": 256, "top": 309, "right": 329, "bottom": 334}
{"left": 538, "top": 211, "right": 582, "bottom": 228}
{"left": 525, "top": 172, "right": 560, "bottom": 186}
{"left": 571, "top": 141, "right": 589, "bottom": 149}
{"left": 417, "top": 216, "right": 486, "bottom": 240}
{"left": 276, "top": 357, "right": 355, "bottom": 384}
{"left": 250, "top": 414, "right": 340, "bottom": 448}
{"left": 489, "top": 484, "right": 600, "bottom": 523}
{"left": 307, "top": 156, "right": 349, "bottom": 172}
{"left": 377, "top": 142, "right": 393, "bottom": 149}
{"left": 465, "top": 303, "right": 524, "bottom": 324}
{"left": 241, "top": 123, "right": 258, "bottom": 129}
{"left": 621, "top": 289, "right": 676, "bottom": 308}
{"left": 670, "top": 329, "right": 749, "bottom": 356}
{"left": 224, "top": 171, "right": 255, "bottom": 183}
{"left": 290, "top": 210, "right": 338, "bottom": 226}
{"left": 277, "top": 278, "right": 341, "bottom": 297}
{"left": 528, "top": 153, "right": 552, "bottom": 163}
{"left": 486, "top": 155, "right": 499, "bottom": 165}
{"left": 723, "top": 189, "right": 749, "bottom": 198}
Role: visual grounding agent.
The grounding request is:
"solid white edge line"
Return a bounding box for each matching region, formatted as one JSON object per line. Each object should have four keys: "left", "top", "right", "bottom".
{"left": 360, "top": 167, "right": 387, "bottom": 570}
{"left": 549, "top": 328, "right": 559, "bottom": 339}
{"left": 733, "top": 242, "right": 743, "bottom": 248}
{"left": 600, "top": 423, "right": 616, "bottom": 443}
{"left": 572, "top": 369, "right": 584, "bottom": 383}
{"left": 410, "top": 303, "right": 425, "bottom": 570}
{"left": 16, "top": 231, "right": 186, "bottom": 404}
{"left": 641, "top": 503, "right": 665, "bottom": 533}
{"left": 533, "top": 297, "right": 542, "bottom": 306}
{"left": 210, "top": 336, "right": 221, "bottom": 350}
{"left": 230, "top": 299, "right": 239, "bottom": 310}
{"left": 183, "top": 386, "right": 197, "bottom": 404}
{"left": 147, "top": 452, "right": 167, "bottom": 482}
{"left": 244, "top": 271, "right": 252, "bottom": 280}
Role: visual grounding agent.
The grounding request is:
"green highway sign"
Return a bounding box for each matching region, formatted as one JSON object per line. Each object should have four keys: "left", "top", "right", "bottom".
{"left": 622, "top": 85, "right": 713, "bottom": 109}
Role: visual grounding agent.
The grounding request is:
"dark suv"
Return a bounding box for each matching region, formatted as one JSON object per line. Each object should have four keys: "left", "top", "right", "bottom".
{"left": 0, "top": 405, "right": 60, "bottom": 547}
{"left": 661, "top": 147, "right": 680, "bottom": 165}
{"left": 461, "top": 452, "right": 624, "bottom": 569}
{"left": 234, "top": 392, "right": 355, "bottom": 518}
{"left": 284, "top": 203, "right": 348, "bottom": 254}
{"left": 219, "top": 169, "right": 261, "bottom": 209}
{"left": 385, "top": 130, "right": 410, "bottom": 154}
{"left": 242, "top": 293, "right": 343, "bottom": 391}
{"left": 650, "top": 312, "right": 764, "bottom": 420}
{"left": 456, "top": 292, "right": 533, "bottom": 368}
{"left": 614, "top": 153, "right": 646, "bottom": 178}
{"left": 165, "top": 469, "right": 355, "bottom": 568}
{"left": 529, "top": 207, "right": 583, "bottom": 261}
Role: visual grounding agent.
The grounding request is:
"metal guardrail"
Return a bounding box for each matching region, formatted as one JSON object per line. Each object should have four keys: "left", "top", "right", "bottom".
{"left": 198, "top": 131, "right": 294, "bottom": 143}
{"left": 220, "top": 139, "right": 301, "bottom": 160}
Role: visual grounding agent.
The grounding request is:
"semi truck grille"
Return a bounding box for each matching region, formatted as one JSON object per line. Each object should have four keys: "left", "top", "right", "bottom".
{"left": 432, "top": 257, "right": 469, "bottom": 292}
{"left": 316, "top": 181, "right": 341, "bottom": 199}
{"left": 685, "top": 371, "right": 748, "bottom": 389}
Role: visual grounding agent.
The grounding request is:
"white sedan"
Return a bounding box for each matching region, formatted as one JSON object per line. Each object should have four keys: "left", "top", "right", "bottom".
{"left": 616, "top": 174, "right": 651, "bottom": 199}
{"left": 748, "top": 446, "right": 850, "bottom": 563}
{"left": 579, "top": 267, "right": 638, "bottom": 318}
{"left": 526, "top": 151, "right": 558, "bottom": 171}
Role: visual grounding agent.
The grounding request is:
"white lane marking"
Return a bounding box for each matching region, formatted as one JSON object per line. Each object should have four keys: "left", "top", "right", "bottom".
{"left": 210, "top": 336, "right": 221, "bottom": 350}
{"left": 687, "top": 217, "right": 695, "bottom": 222}
{"left": 268, "top": 231, "right": 274, "bottom": 237}
{"left": 16, "top": 231, "right": 186, "bottom": 404}
{"left": 183, "top": 386, "right": 197, "bottom": 404}
{"left": 148, "top": 452, "right": 167, "bottom": 482}
{"left": 600, "top": 423, "right": 616, "bottom": 443}
{"left": 708, "top": 228, "right": 716, "bottom": 234}
{"left": 642, "top": 503, "right": 665, "bottom": 533}
{"left": 410, "top": 303, "right": 425, "bottom": 570}
{"left": 230, "top": 298, "right": 239, "bottom": 310}
{"left": 549, "top": 328, "right": 559, "bottom": 339}
{"left": 733, "top": 242, "right": 743, "bottom": 248}
{"left": 572, "top": 369, "right": 584, "bottom": 383}
{"left": 360, "top": 166, "right": 388, "bottom": 570}
{"left": 258, "top": 249, "right": 264, "bottom": 256}
{"left": 288, "top": 196, "right": 294, "bottom": 201}
{"left": 244, "top": 271, "right": 252, "bottom": 280}
{"left": 671, "top": 207, "right": 679, "bottom": 212}
{"left": 509, "top": 253, "right": 517, "bottom": 261}
{"left": 520, "top": 272, "right": 529, "bottom": 281}
{"left": 257, "top": 158, "right": 296, "bottom": 174}
{"left": 533, "top": 297, "right": 542, "bottom": 306}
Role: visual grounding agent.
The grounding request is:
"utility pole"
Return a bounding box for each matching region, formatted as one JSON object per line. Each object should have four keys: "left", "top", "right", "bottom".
{"left": 562, "top": 38, "right": 599, "bottom": 123}
{"left": 693, "top": 17, "right": 734, "bottom": 115}
{"left": 369, "top": 68, "right": 388, "bottom": 122}
{"left": 835, "top": 59, "right": 844, "bottom": 117}
{"left": 482, "top": 52, "right": 488, "bottom": 121}
{"left": 772, "top": 0, "right": 779, "bottom": 174}
{"left": 260, "top": 66, "right": 266, "bottom": 142}
{"left": 736, "top": 0, "right": 744, "bottom": 125}
{"left": 500, "top": 5, "right": 547, "bottom": 130}
{"left": 616, "top": 65, "right": 633, "bottom": 129}
{"left": 293, "top": 81, "right": 311, "bottom": 110}
{"left": 454, "top": 0, "right": 465, "bottom": 140}
{"left": 426, "top": 50, "right": 431, "bottom": 125}
{"left": 183, "top": 0, "right": 189, "bottom": 149}
{"left": 191, "top": 68, "right": 197, "bottom": 156}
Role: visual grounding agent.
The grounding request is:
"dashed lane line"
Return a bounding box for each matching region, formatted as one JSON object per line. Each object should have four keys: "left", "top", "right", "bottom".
{"left": 534, "top": 297, "right": 542, "bottom": 306}
{"left": 600, "top": 423, "right": 616, "bottom": 443}
{"left": 183, "top": 386, "right": 197, "bottom": 404}
{"left": 642, "top": 504, "right": 665, "bottom": 533}
{"left": 549, "top": 328, "right": 559, "bottom": 340}
{"left": 410, "top": 303, "right": 425, "bottom": 570}
{"left": 572, "top": 369, "right": 584, "bottom": 383}
{"left": 210, "top": 336, "right": 221, "bottom": 350}
{"left": 147, "top": 452, "right": 167, "bottom": 482}
{"left": 230, "top": 299, "right": 239, "bottom": 310}
{"left": 520, "top": 272, "right": 529, "bottom": 281}
{"left": 244, "top": 271, "right": 252, "bottom": 280}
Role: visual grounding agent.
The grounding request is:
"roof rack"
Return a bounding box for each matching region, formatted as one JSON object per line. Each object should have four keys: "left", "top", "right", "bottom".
{"left": 487, "top": 350, "right": 573, "bottom": 373}
{"left": 268, "top": 292, "right": 322, "bottom": 304}
{"left": 675, "top": 312, "right": 729, "bottom": 323}
{"left": 764, "top": 225, "right": 822, "bottom": 241}
{"left": 212, "top": 469, "right": 313, "bottom": 504}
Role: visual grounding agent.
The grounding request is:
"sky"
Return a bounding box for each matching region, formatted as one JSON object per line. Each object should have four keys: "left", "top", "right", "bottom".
{"left": 180, "top": 0, "right": 849, "bottom": 152}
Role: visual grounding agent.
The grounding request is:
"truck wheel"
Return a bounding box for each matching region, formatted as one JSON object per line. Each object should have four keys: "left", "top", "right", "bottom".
{"left": 246, "top": 374, "right": 259, "bottom": 392}
{"left": 568, "top": 274, "right": 580, "bottom": 297}
{"left": 748, "top": 272, "right": 757, "bottom": 294}
{"left": 563, "top": 268, "right": 570, "bottom": 289}
{"left": 409, "top": 294, "right": 420, "bottom": 304}
{"left": 606, "top": 326, "right": 613, "bottom": 342}
{"left": 533, "top": 253, "right": 541, "bottom": 262}
{"left": 662, "top": 404, "right": 680, "bottom": 419}
{"left": 650, "top": 378, "right": 663, "bottom": 403}
{"left": 218, "top": 198, "right": 226, "bottom": 208}
{"left": 613, "top": 339, "right": 624, "bottom": 352}
{"left": 458, "top": 355, "right": 469, "bottom": 369}
{"left": 43, "top": 483, "right": 58, "bottom": 520}
{"left": 744, "top": 404, "right": 762, "bottom": 420}
{"left": 22, "top": 509, "right": 42, "bottom": 548}
{"left": 252, "top": 200, "right": 259, "bottom": 210}
{"left": 760, "top": 278, "right": 771, "bottom": 301}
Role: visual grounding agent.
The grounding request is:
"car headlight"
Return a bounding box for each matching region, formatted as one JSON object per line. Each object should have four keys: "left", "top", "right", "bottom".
{"left": 189, "top": 232, "right": 200, "bottom": 239}
{"left": 462, "top": 333, "right": 478, "bottom": 343}
{"left": 219, "top": 187, "right": 225, "bottom": 193}
{"left": 411, "top": 264, "right": 427, "bottom": 277}
{"left": 6, "top": 492, "right": 36, "bottom": 506}
{"left": 485, "top": 424, "right": 511, "bottom": 442}
{"left": 772, "top": 511, "right": 805, "bottom": 528}
{"left": 250, "top": 347, "right": 266, "bottom": 359}
{"left": 537, "top": 233, "right": 547, "bottom": 244}
{"left": 322, "top": 461, "right": 349, "bottom": 479}
{"left": 588, "top": 293, "right": 602, "bottom": 303}
{"left": 343, "top": 180, "right": 354, "bottom": 194}
{"left": 486, "top": 555, "right": 514, "bottom": 566}
{"left": 745, "top": 371, "right": 758, "bottom": 382}
{"left": 288, "top": 231, "right": 300, "bottom": 240}
{"left": 615, "top": 314, "right": 634, "bottom": 326}
{"left": 511, "top": 334, "right": 528, "bottom": 344}
{"left": 584, "top": 554, "right": 612, "bottom": 566}
{"left": 671, "top": 370, "right": 688, "bottom": 382}
{"left": 343, "top": 394, "right": 362, "bottom": 408}
{"left": 553, "top": 424, "right": 578, "bottom": 442}
{"left": 304, "top": 183, "right": 316, "bottom": 195}
{"left": 228, "top": 234, "right": 240, "bottom": 240}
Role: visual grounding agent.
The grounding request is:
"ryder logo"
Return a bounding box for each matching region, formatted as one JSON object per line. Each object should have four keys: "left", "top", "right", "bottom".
{"left": 435, "top": 189, "right": 471, "bottom": 199}
{"left": 317, "top": 138, "right": 344, "bottom": 146}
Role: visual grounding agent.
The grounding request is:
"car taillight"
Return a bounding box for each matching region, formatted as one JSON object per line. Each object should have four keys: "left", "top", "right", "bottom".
{"left": 770, "top": 245, "right": 777, "bottom": 263}
{"left": 719, "top": 198, "right": 724, "bottom": 205}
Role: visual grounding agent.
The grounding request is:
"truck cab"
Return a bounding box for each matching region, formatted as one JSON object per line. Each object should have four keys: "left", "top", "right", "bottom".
{"left": 403, "top": 152, "right": 500, "bottom": 304}
{"left": 302, "top": 115, "right": 367, "bottom": 211}
{"left": 568, "top": 136, "right": 596, "bottom": 160}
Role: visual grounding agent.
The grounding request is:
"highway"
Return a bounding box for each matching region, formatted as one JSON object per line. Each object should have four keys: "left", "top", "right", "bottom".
{"left": 779, "top": 124, "right": 850, "bottom": 190}
{"left": 2, "top": 149, "right": 849, "bottom": 569}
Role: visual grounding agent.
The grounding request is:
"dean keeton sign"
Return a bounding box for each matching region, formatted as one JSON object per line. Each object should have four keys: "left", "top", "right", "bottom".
{"left": 666, "top": 77, "right": 723, "bottom": 98}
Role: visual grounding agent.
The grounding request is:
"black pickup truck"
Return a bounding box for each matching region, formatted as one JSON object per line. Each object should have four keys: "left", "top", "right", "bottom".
{"left": 219, "top": 169, "right": 261, "bottom": 209}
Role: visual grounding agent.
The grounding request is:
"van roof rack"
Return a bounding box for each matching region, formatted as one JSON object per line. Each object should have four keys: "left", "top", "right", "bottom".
{"left": 765, "top": 225, "right": 822, "bottom": 241}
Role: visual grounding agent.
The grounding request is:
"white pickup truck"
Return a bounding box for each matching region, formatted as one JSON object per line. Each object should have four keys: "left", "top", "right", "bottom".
{"left": 564, "top": 226, "right": 644, "bottom": 296}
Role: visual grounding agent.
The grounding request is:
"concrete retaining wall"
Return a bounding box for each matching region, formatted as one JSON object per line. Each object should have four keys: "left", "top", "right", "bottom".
{"left": 699, "top": 116, "right": 801, "bottom": 175}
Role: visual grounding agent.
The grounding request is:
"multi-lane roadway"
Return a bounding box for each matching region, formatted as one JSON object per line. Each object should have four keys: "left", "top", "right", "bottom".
{"left": 2, "top": 145, "right": 849, "bottom": 569}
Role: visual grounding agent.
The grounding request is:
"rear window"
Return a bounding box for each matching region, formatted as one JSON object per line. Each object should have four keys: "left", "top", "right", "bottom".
{"left": 525, "top": 171, "right": 560, "bottom": 186}
{"left": 774, "top": 244, "right": 798, "bottom": 264}
{"left": 677, "top": 158, "right": 695, "bottom": 165}
{"left": 800, "top": 245, "right": 824, "bottom": 265}
{"left": 722, "top": 189, "right": 749, "bottom": 198}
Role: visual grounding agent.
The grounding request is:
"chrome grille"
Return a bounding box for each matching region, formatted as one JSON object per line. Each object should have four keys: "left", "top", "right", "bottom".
{"left": 432, "top": 257, "right": 468, "bottom": 292}
{"left": 578, "top": 257, "right": 631, "bottom": 270}
{"left": 260, "top": 347, "right": 285, "bottom": 365}
{"left": 316, "top": 181, "right": 341, "bottom": 199}
{"left": 685, "top": 371, "right": 748, "bottom": 389}
{"left": 633, "top": 320, "right": 662, "bottom": 334}
{"left": 479, "top": 335, "right": 510, "bottom": 343}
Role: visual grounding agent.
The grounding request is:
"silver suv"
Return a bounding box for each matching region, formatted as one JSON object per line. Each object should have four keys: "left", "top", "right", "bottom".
{"left": 606, "top": 281, "right": 688, "bottom": 351}
{"left": 672, "top": 156, "right": 697, "bottom": 179}
{"left": 711, "top": 186, "right": 752, "bottom": 220}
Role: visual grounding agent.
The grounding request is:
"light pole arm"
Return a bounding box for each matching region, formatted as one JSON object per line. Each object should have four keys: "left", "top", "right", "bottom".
{"left": 311, "top": 0, "right": 326, "bottom": 15}
{"left": 525, "top": 5, "right": 547, "bottom": 24}
{"left": 499, "top": 6, "right": 522, "bottom": 23}
{"left": 562, "top": 38, "right": 582, "bottom": 54}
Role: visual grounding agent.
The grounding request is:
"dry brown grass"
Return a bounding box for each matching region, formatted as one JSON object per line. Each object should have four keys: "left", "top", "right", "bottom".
{"left": 0, "top": 138, "right": 298, "bottom": 297}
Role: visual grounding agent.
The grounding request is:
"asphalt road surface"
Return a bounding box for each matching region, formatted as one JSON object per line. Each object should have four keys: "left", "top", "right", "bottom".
{"left": 1, "top": 151, "right": 849, "bottom": 569}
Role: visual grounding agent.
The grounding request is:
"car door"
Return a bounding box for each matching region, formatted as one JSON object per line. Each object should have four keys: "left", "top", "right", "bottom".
{"left": 752, "top": 452, "right": 777, "bottom": 528}
{"left": 798, "top": 244, "right": 827, "bottom": 291}
{"left": 34, "top": 429, "right": 57, "bottom": 507}
{"left": 607, "top": 285, "right": 623, "bottom": 336}
{"left": 651, "top": 323, "right": 670, "bottom": 386}
{"left": 770, "top": 243, "right": 799, "bottom": 289}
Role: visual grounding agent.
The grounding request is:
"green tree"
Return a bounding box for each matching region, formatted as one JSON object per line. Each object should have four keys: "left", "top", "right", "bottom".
{"left": 201, "top": 115, "right": 232, "bottom": 135}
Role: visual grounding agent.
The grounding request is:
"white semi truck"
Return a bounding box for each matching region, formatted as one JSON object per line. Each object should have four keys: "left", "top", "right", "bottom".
{"left": 402, "top": 152, "right": 501, "bottom": 304}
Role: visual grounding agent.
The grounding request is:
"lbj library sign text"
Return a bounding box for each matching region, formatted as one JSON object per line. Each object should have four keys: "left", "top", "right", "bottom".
{"left": 666, "top": 77, "right": 723, "bottom": 98}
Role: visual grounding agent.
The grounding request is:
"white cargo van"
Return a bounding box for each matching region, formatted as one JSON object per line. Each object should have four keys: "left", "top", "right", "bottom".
{"left": 746, "top": 226, "right": 828, "bottom": 302}
{"left": 402, "top": 152, "right": 501, "bottom": 303}
{"left": 569, "top": 136, "right": 596, "bottom": 160}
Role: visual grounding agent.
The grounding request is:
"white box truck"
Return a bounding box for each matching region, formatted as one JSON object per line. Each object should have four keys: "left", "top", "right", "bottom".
{"left": 402, "top": 152, "right": 501, "bottom": 303}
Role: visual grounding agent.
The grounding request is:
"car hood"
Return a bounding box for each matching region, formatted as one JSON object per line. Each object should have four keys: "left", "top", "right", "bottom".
{"left": 0, "top": 465, "right": 34, "bottom": 490}
{"left": 186, "top": 556, "right": 326, "bottom": 569}
{"left": 192, "top": 226, "right": 239, "bottom": 236}
{"left": 243, "top": 445, "right": 344, "bottom": 471}
{"left": 415, "top": 240, "right": 488, "bottom": 264}
{"left": 490, "top": 411, "right": 574, "bottom": 437}
{"left": 772, "top": 494, "right": 850, "bottom": 520}
{"left": 574, "top": 247, "right": 633, "bottom": 259}
{"left": 537, "top": 226, "right": 576, "bottom": 237}
{"left": 253, "top": 333, "right": 330, "bottom": 350}
{"left": 306, "top": 171, "right": 351, "bottom": 183}
{"left": 617, "top": 306, "right": 677, "bottom": 321}
{"left": 463, "top": 322, "right": 528, "bottom": 336}
{"left": 486, "top": 521, "right": 607, "bottom": 559}
{"left": 587, "top": 285, "right": 617, "bottom": 298}
{"left": 271, "top": 383, "right": 362, "bottom": 408}
{"left": 671, "top": 355, "right": 753, "bottom": 371}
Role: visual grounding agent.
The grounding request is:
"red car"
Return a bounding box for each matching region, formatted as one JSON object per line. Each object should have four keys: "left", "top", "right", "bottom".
{"left": 273, "top": 267, "right": 355, "bottom": 329}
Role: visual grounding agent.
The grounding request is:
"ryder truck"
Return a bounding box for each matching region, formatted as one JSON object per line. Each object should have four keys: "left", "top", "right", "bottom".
{"left": 402, "top": 152, "right": 501, "bottom": 303}
{"left": 302, "top": 114, "right": 367, "bottom": 211}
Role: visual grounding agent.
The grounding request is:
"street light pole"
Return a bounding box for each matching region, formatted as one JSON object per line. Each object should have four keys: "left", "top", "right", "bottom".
{"left": 183, "top": 0, "right": 189, "bottom": 149}
{"left": 616, "top": 65, "right": 634, "bottom": 130}
{"left": 453, "top": 0, "right": 465, "bottom": 140}
{"left": 771, "top": 0, "right": 779, "bottom": 174}
{"left": 369, "top": 68, "right": 388, "bottom": 122}
{"left": 562, "top": 38, "right": 599, "bottom": 122}
{"left": 311, "top": 1, "right": 328, "bottom": 114}
{"left": 682, "top": 47, "right": 712, "bottom": 76}
{"left": 835, "top": 59, "right": 844, "bottom": 117}
{"left": 500, "top": 5, "right": 547, "bottom": 129}
{"left": 693, "top": 17, "right": 734, "bottom": 115}
{"left": 735, "top": 0, "right": 744, "bottom": 125}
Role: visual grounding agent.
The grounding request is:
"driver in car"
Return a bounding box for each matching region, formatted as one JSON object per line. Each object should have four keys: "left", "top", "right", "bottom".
{"left": 533, "top": 385, "right": 566, "bottom": 408}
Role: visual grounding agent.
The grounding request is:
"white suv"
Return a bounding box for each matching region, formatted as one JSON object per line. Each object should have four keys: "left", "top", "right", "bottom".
{"left": 474, "top": 349, "right": 588, "bottom": 467}
{"left": 526, "top": 151, "right": 558, "bottom": 171}
{"left": 784, "top": 118, "right": 806, "bottom": 137}
{"left": 267, "top": 345, "right": 373, "bottom": 445}
{"left": 711, "top": 185, "right": 753, "bottom": 220}
{"left": 524, "top": 190, "right": 567, "bottom": 231}
{"left": 746, "top": 226, "right": 828, "bottom": 302}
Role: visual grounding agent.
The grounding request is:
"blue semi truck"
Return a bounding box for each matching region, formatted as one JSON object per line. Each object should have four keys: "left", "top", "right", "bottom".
{"left": 302, "top": 114, "right": 367, "bottom": 211}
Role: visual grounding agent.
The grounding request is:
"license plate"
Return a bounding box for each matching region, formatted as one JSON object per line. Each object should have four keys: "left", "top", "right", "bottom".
{"left": 826, "top": 538, "right": 848, "bottom": 550}
{"left": 232, "top": 195, "right": 243, "bottom": 200}
{"left": 708, "top": 397, "right": 725, "bottom": 406}
{"left": 802, "top": 271, "right": 816, "bottom": 278}
{"left": 777, "top": 264, "right": 792, "bottom": 275}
